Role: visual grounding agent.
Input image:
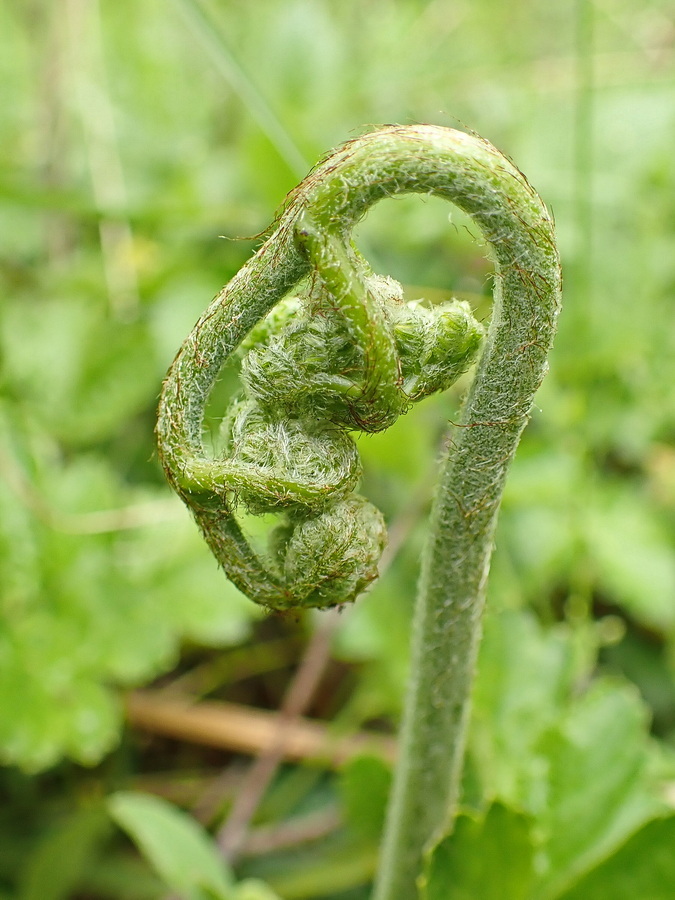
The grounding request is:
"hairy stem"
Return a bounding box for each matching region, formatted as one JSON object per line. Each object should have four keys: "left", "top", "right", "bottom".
{"left": 361, "top": 134, "right": 561, "bottom": 897}
{"left": 156, "top": 125, "right": 561, "bottom": 892}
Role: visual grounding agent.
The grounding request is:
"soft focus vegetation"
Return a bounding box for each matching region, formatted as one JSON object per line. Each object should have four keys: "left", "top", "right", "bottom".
{"left": 1, "top": 0, "right": 674, "bottom": 897}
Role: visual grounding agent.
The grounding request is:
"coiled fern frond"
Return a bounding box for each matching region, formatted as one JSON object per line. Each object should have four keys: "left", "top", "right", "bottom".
{"left": 157, "top": 126, "right": 486, "bottom": 611}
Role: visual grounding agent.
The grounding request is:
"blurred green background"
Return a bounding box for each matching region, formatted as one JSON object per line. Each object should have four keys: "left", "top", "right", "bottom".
{"left": 1, "top": 0, "right": 674, "bottom": 896}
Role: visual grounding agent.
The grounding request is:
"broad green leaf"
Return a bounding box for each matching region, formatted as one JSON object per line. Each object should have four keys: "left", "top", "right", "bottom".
{"left": 535, "top": 680, "right": 662, "bottom": 898}
{"left": 420, "top": 803, "right": 536, "bottom": 900}
{"left": 107, "top": 791, "right": 233, "bottom": 900}
{"left": 469, "top": 610, "right": 576, "bottom": 807}
{"left": 19, "top": 807, "right": 110, "bottom": 900}
{"left": 495, "top": 445, "right": 582, "bottom": 603}
{"left": 559, "top": 815, "right": 675, "bottom": 900}
{"left": 2, "top": 297, "right": 159, "bottom": 446}
{"left": 339, "top": 754, "right": 392, "bottom": 840}
{"left": 0, "top": 414, "right": 256, "bottom": 771}
{"left": 585, "top": 487, "right": 675, "bottom": 632}
{"left": 467, "top": 611, "right": 665, "bottom": 899}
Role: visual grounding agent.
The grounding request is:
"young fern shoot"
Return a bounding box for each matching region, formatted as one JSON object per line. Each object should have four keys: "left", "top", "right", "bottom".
{"left": 156, "top": 126, "right": 485, "bottom": 610}
{"left": 156, "top": 125, "right": 561, "bottom": 897}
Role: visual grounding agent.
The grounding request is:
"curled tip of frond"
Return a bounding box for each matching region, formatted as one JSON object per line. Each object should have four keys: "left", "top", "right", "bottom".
{"left": 271, "top": 496, "right": 387, "bottom": 610}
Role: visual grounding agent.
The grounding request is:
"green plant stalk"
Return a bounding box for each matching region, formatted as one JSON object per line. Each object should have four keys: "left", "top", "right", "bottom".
{"left": 156, "top": 125, "right": 561, "bottom": 891}
{"left": 368, "top": 132, "right": 561, "bottom": 899}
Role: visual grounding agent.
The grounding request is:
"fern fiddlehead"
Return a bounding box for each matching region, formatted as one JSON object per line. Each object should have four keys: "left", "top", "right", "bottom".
{"left": 157, "top": 124, "right": 561, "bottom": 896}
{"left": 157, "top": 126, "right": 484, "bottom": 611}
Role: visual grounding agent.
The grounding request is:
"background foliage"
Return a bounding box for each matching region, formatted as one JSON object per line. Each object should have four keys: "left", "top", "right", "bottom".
{"left": 1, "top": 0, "right": 674, "bottom": 896}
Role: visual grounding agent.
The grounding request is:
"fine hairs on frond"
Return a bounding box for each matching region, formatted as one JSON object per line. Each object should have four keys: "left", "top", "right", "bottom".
{"left": 225, "top": 401, "right": 361, "bottom": 515}
{"left": 241, "top": 272, "right": 483, "bottom": 428}
{"left": 278, "top": 496, "right": 387, "bottom": 608}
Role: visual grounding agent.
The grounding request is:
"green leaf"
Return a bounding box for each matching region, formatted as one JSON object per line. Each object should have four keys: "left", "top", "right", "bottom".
{"left": 559, "top": 815, "right": 675, "bottom": 900}
{"left": 420, "top": 803, "right": 536, "bottom": 900}
{"left": 107, "top": 791, "right": 233, "bottom": 900}
{"left": 535, "top": 680, "right": 662, "bottom": 898}
{"left": 19, "top": 807, "right": 111, "bottom": 900}
{"left": 469, "top": 610, "right": 576, "bottom": 807}
{"left": 0, "top": 412, "right": 256, "bottom": 771}
{"left": 467, "top": 611, "right": 665, "bottom": 899}
{"left": 585, "top": 486, "right": 675, "bottom": 632}
{"left": 339, "top": 754, "right": 392, "bottom": 840}
{"left": 2, "top": 297, "right": 159, "bottom": 446}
